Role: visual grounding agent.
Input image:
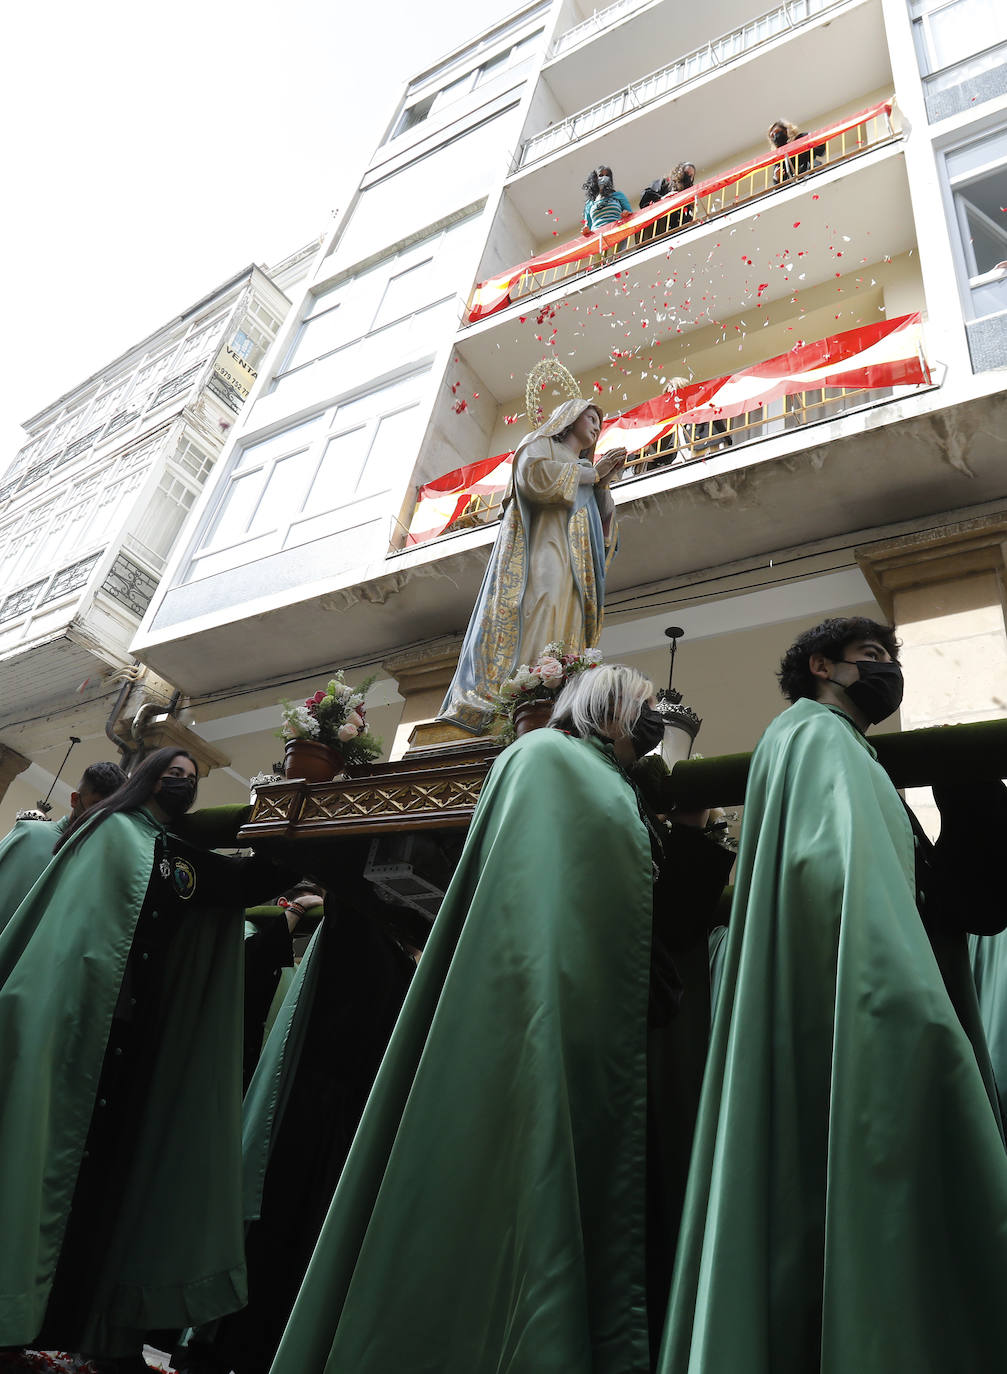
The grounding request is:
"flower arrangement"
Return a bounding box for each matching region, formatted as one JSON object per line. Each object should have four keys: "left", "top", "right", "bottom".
{"left": 493, "top": 643, "right": 603, "bottom": 741}
{"left": 279, "top": 671, "right": 382, "bottom": 769}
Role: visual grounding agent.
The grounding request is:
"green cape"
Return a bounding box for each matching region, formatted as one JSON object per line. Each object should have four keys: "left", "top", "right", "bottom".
{"left": 0, "top": 815, "right": 68, "bottom": 937}
{"left": 660, "top": 700, "right": 1007, "bottom": 1374}
{"left": 971, "top": 930, "right": 1007, "bottom": 1117}
{"left": 270, "top": 728, "right": 655, "bottom": 1374}
{"left": 0, "top": 808, "right": 247, "bottom": 1353}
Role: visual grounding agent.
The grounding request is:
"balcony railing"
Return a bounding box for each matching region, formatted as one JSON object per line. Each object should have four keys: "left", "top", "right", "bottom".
{"left": 549, "top": 0, "right": 652, "bottom": 60}
{"left": 522, "top": 0, "right": 848, "bottom": 167}
{"left": 467, "top": 102, "right": 895, "bottom": 323}
{"left": 399, "top": 314, "right": 931, "bottom": 549}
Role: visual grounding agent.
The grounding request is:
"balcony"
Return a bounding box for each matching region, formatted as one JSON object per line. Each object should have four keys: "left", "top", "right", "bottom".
{"left": 398, "top": 314, "right": 935, "bottom": 548}
{"left": 468, "top": 102, "right": 896, "bottom": 323}
{"left": 549, "top": 0, "right": 653, "bottom": 59}
{"left": 529, "top": 0, "right": 850, "bottom": 167}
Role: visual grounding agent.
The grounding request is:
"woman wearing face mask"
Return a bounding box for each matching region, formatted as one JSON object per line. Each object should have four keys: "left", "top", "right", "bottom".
{"left": 0, "top": 747, "right": 297, "bottom": 1374}
{"left": 768, "top": 118, "right": 826, "bottom": 184}
{"left": 267, "top": 665, "right": 733, "bottom": 1374}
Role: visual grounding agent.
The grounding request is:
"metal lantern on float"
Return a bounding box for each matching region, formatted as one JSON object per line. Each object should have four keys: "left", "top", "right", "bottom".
{"left": 655, "top": 627, "right": 702, "bottom": 770}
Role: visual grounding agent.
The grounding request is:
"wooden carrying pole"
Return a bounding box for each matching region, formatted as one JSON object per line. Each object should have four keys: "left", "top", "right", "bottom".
{"left": 662, "top": 718, "right": 1007, "bottom": 810}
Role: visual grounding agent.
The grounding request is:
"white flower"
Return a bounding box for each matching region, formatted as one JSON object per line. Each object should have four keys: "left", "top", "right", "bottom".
{"left": 349, "top": 693, "right": 364, "bottom": 709}
{"left": 524, "top": 673, "right": 542, "bottom": 690}
{"left": 583, "top": 648, "right": 603, "bottom": 664}
{"left": 283, "top": 705, "right": 320, "bottom": 739}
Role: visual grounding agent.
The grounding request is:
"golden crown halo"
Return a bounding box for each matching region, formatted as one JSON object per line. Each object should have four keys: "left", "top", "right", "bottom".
{"left": 524, "top": 359, "right": 581, "bottom": 428}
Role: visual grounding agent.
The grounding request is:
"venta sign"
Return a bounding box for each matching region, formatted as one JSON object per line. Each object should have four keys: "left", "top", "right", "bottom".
{"left": 212, "top": 343, "right": 258, "bottom": 402}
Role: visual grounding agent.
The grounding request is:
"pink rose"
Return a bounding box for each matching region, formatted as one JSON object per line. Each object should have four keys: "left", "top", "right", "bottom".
{"left": 347, "top": 710, "right": 364, "bottom": 729}
{"left": 537, "top": 657, "right": 564, "bottom": 688}
{"left": 337, "top": 723, "right": 359, "bottom": 742}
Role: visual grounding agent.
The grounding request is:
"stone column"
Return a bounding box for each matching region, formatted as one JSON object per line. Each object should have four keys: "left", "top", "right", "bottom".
{"left": 382, "top": 637, "right": 468, "bottom": 759}
{"left": 0, "top": 743, "right": 32, "bottom": 808}
{"left": 857, "top": 514, "right": 1007, "bottom": 837}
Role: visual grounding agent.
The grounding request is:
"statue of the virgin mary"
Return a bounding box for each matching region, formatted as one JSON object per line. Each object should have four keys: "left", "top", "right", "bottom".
{"left": 438, "top": 363, "right": 626, "bottom": 734}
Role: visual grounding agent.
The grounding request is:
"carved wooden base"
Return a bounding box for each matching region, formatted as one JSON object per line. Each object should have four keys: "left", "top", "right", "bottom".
{"left": 239, "top": 736, "right": 502, "bottom": 842}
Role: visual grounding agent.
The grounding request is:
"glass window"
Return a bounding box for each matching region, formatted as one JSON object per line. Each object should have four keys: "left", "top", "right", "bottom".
{"left": 943, "top": 125, "right": 1007, "bottom": 325}
{"left": 247, "top": 449, "right": 317, "bottom": 535}
{"left": 911, "top": 0, "right": 1007, "bottom": 73}
{"left": 306, "top": 427, "right": 372, "bottom": 508}
{"left": 474, "top": 48, "right": 512, "bottom": 85}
{"left": 204, "top": 470, "right": 265, "bottom": 549}
{"left": 357, "top": 406, "right": 420, "bottom": 495}
{"left": 234, "top": 417, "right": 323, "bottom": 471}
{"left": 372, "top": 259, "right": 435, "bottom": 329}
{"left": 190, "top": 370, "right": 429, "bottom": 574}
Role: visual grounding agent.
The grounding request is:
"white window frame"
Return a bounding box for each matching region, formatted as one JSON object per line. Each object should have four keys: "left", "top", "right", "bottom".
{"left": 940, "top": 125, "right": 1007, "bottom": 321}
{"left": 188, "top": 373, "right": 427, "bottom": 574}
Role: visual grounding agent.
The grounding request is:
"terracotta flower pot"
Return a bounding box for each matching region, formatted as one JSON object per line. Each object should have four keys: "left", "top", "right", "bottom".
{"left": 283, "top": 738, "right": 343, "bottom": 782}
{"left": 512, "top": 697, "right": 556, "bottom": 737}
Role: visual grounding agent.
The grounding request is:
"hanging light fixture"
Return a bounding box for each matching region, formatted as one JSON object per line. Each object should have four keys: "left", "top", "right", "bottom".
{"left": 654, "top": 628, "right": 702, "bottom": 771}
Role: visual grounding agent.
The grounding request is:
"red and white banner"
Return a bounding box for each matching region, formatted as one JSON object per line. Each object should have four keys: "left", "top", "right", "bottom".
{"left": 466, "top": 100, "right": 893, "bottom": 323}
{"left": 596, "top": 313, "right": 929, "bottom": 454}
{"left": 406, "top": 450, "right": 515, "bottom": 546}
{"left": 408, "top": 314, "right": 928, "bottom": 546}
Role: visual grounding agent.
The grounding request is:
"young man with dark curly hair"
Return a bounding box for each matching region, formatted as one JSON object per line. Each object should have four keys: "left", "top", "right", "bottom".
{"left": 662, "top": 615, "right": 1007, "bottom": 1374}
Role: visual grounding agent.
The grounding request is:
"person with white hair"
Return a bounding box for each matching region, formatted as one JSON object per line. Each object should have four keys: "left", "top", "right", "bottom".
{"left": 268, "top": 664, "right": 733, "bottom": 1374}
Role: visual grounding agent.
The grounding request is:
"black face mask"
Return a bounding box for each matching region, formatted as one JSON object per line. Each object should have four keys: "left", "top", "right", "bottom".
{"left": 630, "top": 704, "right": 666, "bottom": 759}
{"left": 772, "top": 127, "right": 789, "bottom": 147}
{"left": 681, "top": 169, "right": 695, "bottom": 187}
{"left": 156, "top": 774, "right": 197, "bottom": 817}
{"left": 831, "top": 660, "right": 904, "bottom": 725}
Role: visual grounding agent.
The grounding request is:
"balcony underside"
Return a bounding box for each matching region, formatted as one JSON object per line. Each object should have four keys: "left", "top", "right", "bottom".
{"left": 133, "top": 383, "right": 1007, "bottom": 697}
{"left": 542, "top": 0, "right": 806, "bottom": 116}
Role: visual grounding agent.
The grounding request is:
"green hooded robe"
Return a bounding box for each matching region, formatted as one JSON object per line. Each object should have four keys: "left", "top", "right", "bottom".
{"left": 0, "top": 806, "right": 280, "bottom": 1356}
{"left": 660, "top": 699, "right": 1007, "bottom": 1374}
{"left": 269, "top": 727, "right": 657, "bottom": 1374}
{"left": 971, "top": 930, "right": 1007, "bottom": 1117}
{"left": 0, "top": 815, "right": 68, "bottom": 936}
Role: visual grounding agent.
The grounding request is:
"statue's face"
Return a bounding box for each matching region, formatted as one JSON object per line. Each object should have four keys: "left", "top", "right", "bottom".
{"left": 570, "top": 407, "right": 601, "bottom": 448}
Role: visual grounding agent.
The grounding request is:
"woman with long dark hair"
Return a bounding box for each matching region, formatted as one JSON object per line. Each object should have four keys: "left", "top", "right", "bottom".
{"left": 581, "top": 163, "right": 633, "bottom": 235}
{"left": 0, "top": 746, "right": 295, "bottom": 1373}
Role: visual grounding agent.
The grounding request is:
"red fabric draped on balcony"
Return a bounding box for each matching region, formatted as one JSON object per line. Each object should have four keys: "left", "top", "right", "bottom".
{"left": 406, "top": 314, "right": 928, "bottom": 546}
{"left": 597, "top": 312, "right": 929, "bottom": 453}
{"left": 466, "top": 99, "right": 893, "bottom": 323}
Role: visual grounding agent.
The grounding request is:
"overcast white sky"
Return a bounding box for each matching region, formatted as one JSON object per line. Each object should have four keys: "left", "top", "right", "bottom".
{"left": 0, "top": 0, "right": 519, "bottom": 466}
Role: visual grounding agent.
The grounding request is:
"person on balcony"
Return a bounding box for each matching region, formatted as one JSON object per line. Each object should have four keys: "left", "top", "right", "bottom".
{"left": 268, "top": 665, "right": 733, "bottom": 1374}
{"left": 581, "top": 165, "right": 633, "bottom": 235}
{"left": 639, "top": 162, "right": 697, "bottom": 232}
{"left": 660, "top": 617, "right": 1007, "bottom": 1374}
{"left": 768, "top": 119, "right": 826, "bottom": 184}
{"left": 437, "top": 392, "right": 625, "bottom": 734}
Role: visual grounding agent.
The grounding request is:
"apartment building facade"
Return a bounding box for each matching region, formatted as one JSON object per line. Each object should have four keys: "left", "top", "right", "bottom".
{"left": 0, "top": 246, "right": 317, "bottom": 826}
{"left": 127, "top": 0, "right": 1006, "bottom": 835}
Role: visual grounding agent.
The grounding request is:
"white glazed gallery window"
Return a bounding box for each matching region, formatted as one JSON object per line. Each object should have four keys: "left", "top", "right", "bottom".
{"left": 192, "top": 373, "right": 426, "bottom": 571}
{"left": 910, "top": 0, "right": 1007, "bottom": 74}
{"left": 944, "top": 126, "right": 1007, "bottom": 319}
{"left": 273, "top": 219, "right": 474, "bottom": 388}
